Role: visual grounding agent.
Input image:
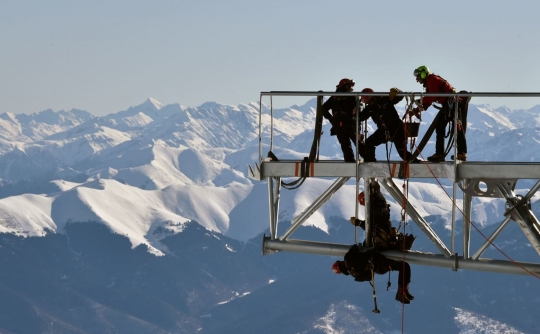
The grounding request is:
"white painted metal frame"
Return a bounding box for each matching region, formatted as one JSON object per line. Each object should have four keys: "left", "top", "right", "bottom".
{"left": 249, "top": 91, "right": 540, "bottom": 277}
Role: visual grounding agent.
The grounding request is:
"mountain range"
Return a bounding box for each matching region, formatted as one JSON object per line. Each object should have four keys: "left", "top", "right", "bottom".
{"left": 0, "top": 97, "right": 539, "bottom": 333}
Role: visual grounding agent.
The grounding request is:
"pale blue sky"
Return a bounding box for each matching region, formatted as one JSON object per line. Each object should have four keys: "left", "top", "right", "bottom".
{"left": 1, "top": 0, "right": 539, "bottom": 116}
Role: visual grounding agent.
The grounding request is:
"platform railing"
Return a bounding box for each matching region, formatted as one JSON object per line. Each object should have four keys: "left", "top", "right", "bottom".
{"left": 254, "top": 91, "right": 540, "bottom": 276}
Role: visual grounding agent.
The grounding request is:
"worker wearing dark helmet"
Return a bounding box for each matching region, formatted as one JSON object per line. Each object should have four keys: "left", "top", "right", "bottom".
{"left": 322, "top": 78, "right": 359, "bottom": 162}
{"left": 332, "top": 244, "right": 415, "bottom": 304}
{"left": 357, "top": 87, "right": 420, "bottom": 163}
{"left": 353, "top": 180, "right": 392, "bottom": 235}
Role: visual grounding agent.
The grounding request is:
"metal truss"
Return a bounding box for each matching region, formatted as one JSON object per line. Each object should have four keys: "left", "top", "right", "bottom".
{"left": 248, "top": 91, "right": 540, "bottom": 277}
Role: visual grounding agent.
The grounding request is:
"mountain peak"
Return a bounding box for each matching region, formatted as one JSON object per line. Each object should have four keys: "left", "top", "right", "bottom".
{"left": 142, "top": 98, "right": 163, "bottom": 110}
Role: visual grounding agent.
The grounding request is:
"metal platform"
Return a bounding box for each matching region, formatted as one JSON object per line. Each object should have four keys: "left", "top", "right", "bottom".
{"left": 249, "top": 90, "right": 540, "bottom": 277}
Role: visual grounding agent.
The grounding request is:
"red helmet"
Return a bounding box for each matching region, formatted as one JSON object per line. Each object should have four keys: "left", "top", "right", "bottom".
{"left": 332, "top": 261, "right": 341, "bottom": 274}
{"left": 337, "top": 78, "right": 355, "bottom": 88}
{"left": 358, "top": 192, "right": 365, "bottom": 206}
{"left": 361, "top": 88, "right": 374, "bottom": 101}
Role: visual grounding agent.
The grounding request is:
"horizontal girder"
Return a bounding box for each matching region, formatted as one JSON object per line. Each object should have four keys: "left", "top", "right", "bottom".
{"left": 251, "top": 160, "right": 540, "bottom": 181}
{"left": 263, "top": 237, "right": 540, "bottom": 277}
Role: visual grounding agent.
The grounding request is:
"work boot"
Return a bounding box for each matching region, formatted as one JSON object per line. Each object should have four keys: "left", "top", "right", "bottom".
{"left": 404, "top": 285, "right": 415, "bottom": 300}
{"left": 427, "top": 153, "right": 445, "bottom": 162}
{"left": 395, "top": 286, "right": 411, "bottom": 304}
{"left": 450, "top": 153, "right": 467, "bottom": 161}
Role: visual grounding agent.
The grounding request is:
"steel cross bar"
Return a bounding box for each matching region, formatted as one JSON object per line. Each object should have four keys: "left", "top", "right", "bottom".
{"left": 281, "top": 177, "right": 350, "bottom": 240}
{"left": 498, "top": 183, "right": 540, "bottom": 256}
{"left": 380, "top": 178, "right": 452, "bottom": 257}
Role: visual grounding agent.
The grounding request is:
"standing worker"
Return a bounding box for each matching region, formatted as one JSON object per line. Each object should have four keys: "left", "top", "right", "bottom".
{"left": 411, "top": 66, "right": 468, "bottom": 162}
{"left": 322, "top": 78, "right": 360, "bottom": 162}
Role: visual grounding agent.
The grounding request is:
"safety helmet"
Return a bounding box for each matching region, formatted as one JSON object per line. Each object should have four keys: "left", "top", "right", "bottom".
{"left": 358, "top": 192, "right": 365, "bottom": 206}
{"left": 361, "top": 87, "right": 374, "bottom": 100}
{"left": 337, "top": 78, "right": 355, "bottom": 88}
{"left": 332, "top": 261, "right": 342, "bottom": 274}
{"left": 413, "top": 66, "right": 430, "bottom": 79}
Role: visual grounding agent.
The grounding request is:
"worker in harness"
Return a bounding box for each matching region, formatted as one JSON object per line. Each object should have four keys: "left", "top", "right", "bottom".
{"left": 411, "top": 66, "right": 468, "bottom": 162}
{"left": 322, "top": 78, "right": 359, "bottom": 162}
{"left": 351, "top": 180, "right": 392, "bottom": 236}
{"left": 351, "top": 180, "right": 415, "bottom": 250}
{"left": 332, "top": 244, "right": 415, "bottom": 304}
{"left": 357, "top": 87, "right": 421, "bottom": 163}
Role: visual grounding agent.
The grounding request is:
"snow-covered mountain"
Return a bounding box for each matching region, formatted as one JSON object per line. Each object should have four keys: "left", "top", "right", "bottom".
{"left": 0, "top": 98, "right": 538, "bottom": 242}
{"left": 0, "top": 97, "right": 539, "bottom": 333}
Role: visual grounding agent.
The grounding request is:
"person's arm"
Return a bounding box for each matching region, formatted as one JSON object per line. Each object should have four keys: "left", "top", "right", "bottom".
{"left": 322, "top": 98, "right": 333, "bottom": 122}
{"left": 357, "top": 104, "right": 372, "bottom": 122}
{"left": 389, "top": 88, "right": 405, "bottom": 104}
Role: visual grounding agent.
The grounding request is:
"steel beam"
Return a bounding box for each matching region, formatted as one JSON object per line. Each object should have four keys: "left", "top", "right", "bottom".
{"left": 462, "top": 179, "right": 473, "bottom": 259}
{"left": 262, "top": 237, "right": 540, "bottom": 277}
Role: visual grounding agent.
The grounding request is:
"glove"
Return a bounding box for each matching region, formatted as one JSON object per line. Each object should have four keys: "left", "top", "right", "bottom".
{"left": 389, "top": 87, "right": 402, "bottom": 101}
{"left": 349, "top": 217, "right": 366, "bottom": 229}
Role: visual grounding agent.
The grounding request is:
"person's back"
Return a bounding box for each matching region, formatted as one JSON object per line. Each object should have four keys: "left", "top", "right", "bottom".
{"left": 322, "top": 78, "right": 359, "bottom": 162}
{"left": 359, "top": 95, "right": 404, "bottom": 131}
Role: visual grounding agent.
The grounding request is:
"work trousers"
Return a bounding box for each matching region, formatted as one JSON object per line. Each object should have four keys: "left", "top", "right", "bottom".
{"left": 435, "top": 106, "right": 468, "bottom": 155}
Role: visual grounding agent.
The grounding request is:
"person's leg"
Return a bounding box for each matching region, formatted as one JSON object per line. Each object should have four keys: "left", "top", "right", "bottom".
{"left": 457, "top": 106, "right": 468, "bottom": 155}
{"left": 364, "top": 129, "right": 386, "bottom": 162}
{"left": 456, "top": 131, "right": 467, "bottom": 155}
{"left": 392, "top": 127, "right": 418, "bottom": 161}
{"left": 390, "top": 259, "right": 413, "bottom": 303}
{"left": 336, "top": 130, "right": 355, "bottom": 162}
{"left": 435, "top": 117, "right": 447, "bottom": 155}
{"left": 428, "top": 116, "right": 448, "bottom": 162}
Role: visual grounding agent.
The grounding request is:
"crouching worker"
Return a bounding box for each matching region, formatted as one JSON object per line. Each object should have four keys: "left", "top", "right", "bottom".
{"left": 332, "top": 244, "right": 415, "bottom": 304}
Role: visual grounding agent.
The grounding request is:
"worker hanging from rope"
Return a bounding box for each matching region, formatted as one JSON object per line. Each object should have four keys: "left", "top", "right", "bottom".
{"left": 332, "top": 244, "right": 415, "bottom": 305}
{"left": 332, "top": 180, "right": 416, "bottom": 306}
{"left": 350, "top": 180, "right": 415, "bottom": 250}
{"left": 356, "top": 87, "right": 421, "bottom": 163}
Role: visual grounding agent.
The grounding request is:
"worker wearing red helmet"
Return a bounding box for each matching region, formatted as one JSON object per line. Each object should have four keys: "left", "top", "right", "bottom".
{"left": 332, "top": 244, "right": 414, "bottom": 304}
{"left": 357, "top": 87, "right": 420, "bottom": 163}
{"left": 322, "top": 78, "right": 358, "bottom": 162}
{"left": 412, "top": 66, "right": 468, "bottom": 162}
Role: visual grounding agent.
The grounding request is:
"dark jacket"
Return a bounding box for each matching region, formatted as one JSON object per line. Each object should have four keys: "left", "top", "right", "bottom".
{"left": 358, "top": 95, "right": 404, "bottom": 132}
{"left": 343, "top": 245, "right": 392, "bottom": 282}
{"left": 322, "top": 95, "right": 357, "bottom": 124}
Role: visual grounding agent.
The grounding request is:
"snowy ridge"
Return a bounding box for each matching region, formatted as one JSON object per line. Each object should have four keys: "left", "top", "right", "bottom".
{"left": 0, "top": 98, "right": 538, "bottom": 252}
{"left": 312, "top": 301, "right": 383, "bottom": 334}
{"left": 453, "top": 307, "right": 524, "bottom": 334}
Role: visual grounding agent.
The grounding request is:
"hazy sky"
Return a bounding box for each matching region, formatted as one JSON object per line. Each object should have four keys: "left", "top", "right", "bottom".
{"left": 1, "top": 0, "right": 540, "bottom": 116}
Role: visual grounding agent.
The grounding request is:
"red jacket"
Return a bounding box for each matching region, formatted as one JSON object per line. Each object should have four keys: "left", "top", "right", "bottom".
{"left": 422, "top": 74, "right": 455, "bottom": 110}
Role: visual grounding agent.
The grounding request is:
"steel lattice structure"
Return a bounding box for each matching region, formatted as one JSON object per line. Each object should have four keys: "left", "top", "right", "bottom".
{"left": 248, "top": 91, "right": 540, "bottom": 277}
